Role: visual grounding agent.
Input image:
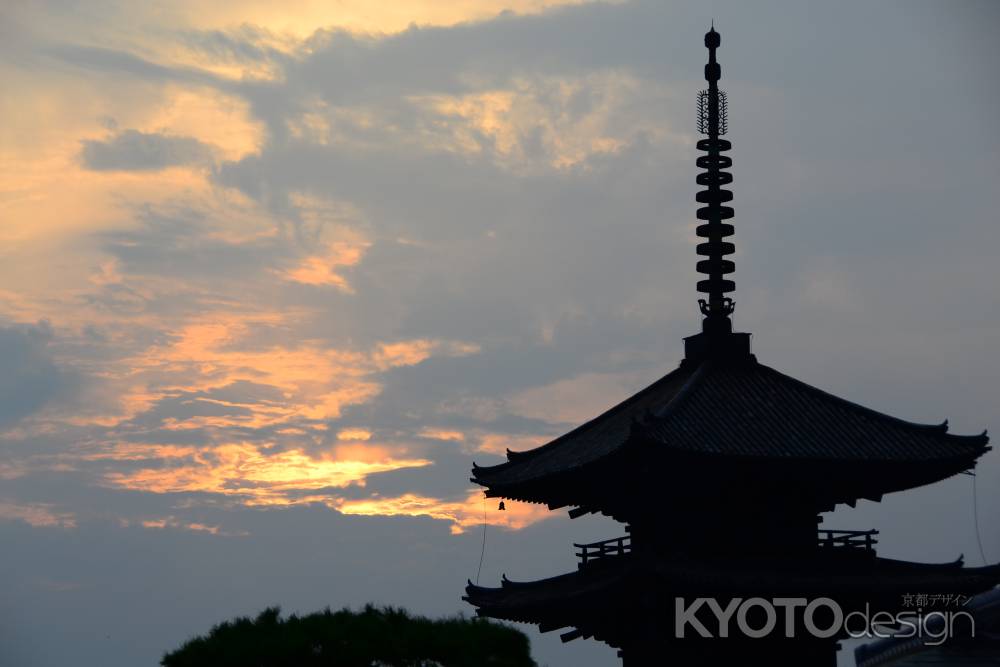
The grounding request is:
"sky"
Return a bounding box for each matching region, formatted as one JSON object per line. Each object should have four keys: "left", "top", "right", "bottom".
{"left": 1, "top": 1, "right": 999, "bottom": 665}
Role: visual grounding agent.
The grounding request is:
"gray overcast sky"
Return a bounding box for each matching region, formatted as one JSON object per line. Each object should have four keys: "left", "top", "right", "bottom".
{"left": 1, "top": 1, "right": 998, "bottom": 665}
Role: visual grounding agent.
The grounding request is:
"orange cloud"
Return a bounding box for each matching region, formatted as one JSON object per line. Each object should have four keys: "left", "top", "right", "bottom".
{"left": 476, "top": 431, "right": 550, "bottom": 455}
{"left": 337, "top": 428, "right": 372, "bottom": 441}
{"left": 89, "top": 312, "right": 480, "bottom": 431}
{"left": 140, "top": 0, "right": 595, "bottom": 40}
{"left": 280, "top": 240, "right": 370, "bottom": 291}
{"left": 102, "top": 442, "right": 433, "bottom": 506}
{"left": 407, "top": 72, "right": 657, "bottom": 171}
{"left": 418, "top": 428, "right": 466, "bottom": 442}
{"left": 330, "top": 443, "right": 397, "bottom": 463}
{"left": 0, "top": 502, "right": 77, "bottom": 529}
{"left": 93, "top": 439, "right": 551, "bottom": 535}
{"left": 0, "top": 461, "right": 30, "bottom": 480}
{"left": 137, "top": 515, "right": 246, "bottom": 536}
{"left": 335, "top": 490, "right": 551, "bottom": 535}
{"left": 77, "top": 443, "right": 200, "bottom": 462}
{"left": 373, "top": 340, "right": 480, "bottom": 370}
{"left": 506, "top": 371, "right": 639, "bottom": 425}
{"left": 0, "top": 1, "right": 599, "bottom": 541}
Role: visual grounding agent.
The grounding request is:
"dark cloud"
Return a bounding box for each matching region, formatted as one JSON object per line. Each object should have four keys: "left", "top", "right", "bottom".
{"left": 80, "top": 130, "right": 214, "bottom": 171}
{"left": 175, "top": 24, "right": 292, "bottom": 69}
{"left": 0, "top": 323, "right": 76, "bottom": 428}
{"left": 41, "top": 41, "right": 222, "bottom": 85}
{"left": 99, "top": 205, "right": 284, "bottom": 276}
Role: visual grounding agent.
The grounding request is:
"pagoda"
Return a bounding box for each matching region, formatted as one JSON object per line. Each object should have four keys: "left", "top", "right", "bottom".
{"left": 464, "top": 26, "right": 999, "bottom": 666}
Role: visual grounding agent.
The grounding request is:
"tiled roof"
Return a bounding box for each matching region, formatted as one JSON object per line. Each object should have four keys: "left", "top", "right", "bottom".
{"left": 473, "top": 363, "right": 694, "bottom": 487}
{"left": 472, "top": 358, "right": 989, "bottom": 490}
{"left": 640, "top": 361, "right": 988, "bottom": 461}
{"left": 473, "top": 367, "right": 691, "bottom": 485}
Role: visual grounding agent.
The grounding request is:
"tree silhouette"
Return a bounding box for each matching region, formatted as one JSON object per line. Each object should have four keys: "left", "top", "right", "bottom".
{"left": 162, "top": 604, "right": 537, "bottom": 667}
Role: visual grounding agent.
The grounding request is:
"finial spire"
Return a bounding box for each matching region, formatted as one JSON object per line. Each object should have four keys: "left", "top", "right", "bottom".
{"left": 695, "top": 24, "right": 735, "bottom": 335}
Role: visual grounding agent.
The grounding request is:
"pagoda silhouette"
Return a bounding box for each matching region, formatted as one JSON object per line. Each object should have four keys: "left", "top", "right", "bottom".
{"left": 464, "top": 26, "right": 1000, "bottom": 666}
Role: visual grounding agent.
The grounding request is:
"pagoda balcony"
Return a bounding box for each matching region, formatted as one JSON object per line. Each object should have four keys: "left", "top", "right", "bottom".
{"left": 574, "top": 529, "right": 878, "bottom": 567}
{"left": 575, "top": 535, "right": 631, "bottom": 568}
{"left": 817, "top": 529, "right": 878, "bottom": 554}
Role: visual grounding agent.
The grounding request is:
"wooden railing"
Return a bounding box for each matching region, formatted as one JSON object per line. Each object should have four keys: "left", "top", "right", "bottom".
{"left": 575, "top": 535, "right": 631, "bottom": 567}
{"left": 817, "top": 529, "right": 878, "bottom": 553}
{"left": 574, "top": 529, "right": 876, "bottom": 566}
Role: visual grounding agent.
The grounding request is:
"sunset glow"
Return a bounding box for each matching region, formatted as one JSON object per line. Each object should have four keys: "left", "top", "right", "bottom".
{"left": 336, "top": 490, "right": 553, "bottom": 535}
{"left": 102, "top": 442, "right": 433, "bottom": 500}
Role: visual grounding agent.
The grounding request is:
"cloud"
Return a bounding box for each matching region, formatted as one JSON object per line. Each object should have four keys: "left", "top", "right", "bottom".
{"left": 102, "top": 442, "right": 433, "bottom": 505}
{"left": 476, "top": 431, "right": 549, "bottom": 455}
{"left": 0, "top": 501, "right": 76, "bottom": 528}
{"left": 278, "top": 240, "right": 369, "bottom": 291}
{"left": 417, "top": 428, "right": 465, "bottom": 442}
{"left": 335, "top": 490, "right": 551, "bottom": 534}
{"left": 506, "top": 370, "right": 644, "bottom": 425}
{"left": 80, "top": 129, "right": 214, "bottom": 171}
{"left": 41, "top": 42, "right": 221, "bottom": 86}
{"left": 0, "top": 323, "right": 76, "bottom": 429}
{"left": 124, "top": 515, "right": 249, "bottom": 537}
{"left": 337, "top": 428, "right": 372, "bottom": 441}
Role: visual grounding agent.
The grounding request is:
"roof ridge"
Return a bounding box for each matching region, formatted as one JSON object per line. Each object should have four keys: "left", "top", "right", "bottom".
{"left": 648, "top": 357, "right": 713, "bottom": 421}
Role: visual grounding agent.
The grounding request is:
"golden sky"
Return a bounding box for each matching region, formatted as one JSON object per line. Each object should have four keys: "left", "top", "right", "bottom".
{"left": 1, "top": 0, "right": 629, "bottom": 539}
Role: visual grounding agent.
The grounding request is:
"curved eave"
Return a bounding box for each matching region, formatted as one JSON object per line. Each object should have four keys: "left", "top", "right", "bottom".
{"left": 466, "top": 556, "right": 1000, "bottom": 622}
{"left": 473, "top": 443, "right": 989, "bottom": 512}
{"left": 472, "top": 432, "right": 989, "bottom": 494}
{"left": 464, "top": 565, "right": 626, "bottom": 628}
{"left": 469, "top": 363, "right": 699, "bottom": 487}
{"left": 471, "top": 358, "right": 990, "bottom": 503}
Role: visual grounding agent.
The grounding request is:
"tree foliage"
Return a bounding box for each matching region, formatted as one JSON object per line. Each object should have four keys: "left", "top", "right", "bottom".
{"left": 161, "top": 604, "right": 537, "bottom": 667}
